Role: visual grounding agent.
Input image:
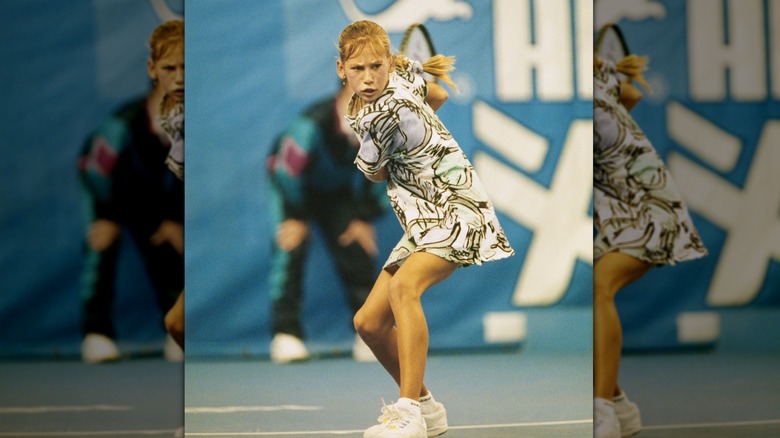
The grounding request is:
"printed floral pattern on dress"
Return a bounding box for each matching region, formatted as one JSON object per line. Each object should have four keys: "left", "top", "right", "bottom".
{"left": 593, "top": 60, "right": 707, "bottom": 265}
{"left": 348, "top": 58, "right": 514, "bottom": 267}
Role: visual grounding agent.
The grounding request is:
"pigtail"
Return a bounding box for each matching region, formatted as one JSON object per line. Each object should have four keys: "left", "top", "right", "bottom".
{"left": 421, "top": 54, "right": 459, "bottom": 92}
{"left": 616, "top": 54, "right": 650, "bottom": 92}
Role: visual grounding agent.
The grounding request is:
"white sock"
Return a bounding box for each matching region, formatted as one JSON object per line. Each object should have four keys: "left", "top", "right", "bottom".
{"left": 419, "top": 392, "right": 437, "bottom": 414}
{"left": 594, "top": 397, "right": 615, "bottom": 414}
{"left": 395, "top": 397, "right": 422, "bottom": 416}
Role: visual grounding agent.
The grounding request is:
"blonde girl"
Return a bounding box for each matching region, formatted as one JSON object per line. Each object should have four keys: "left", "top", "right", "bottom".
{"left": 336, "top": 21, "right": 514, "bottom": 438}
{"left": 593, "top": 54, "right": 707, "bottom": 438}
{"left": 148, "top": 19, "right": 185, "bottom": 182}
{"left": 147, "top": 20, "right": 185, "bottom": 353}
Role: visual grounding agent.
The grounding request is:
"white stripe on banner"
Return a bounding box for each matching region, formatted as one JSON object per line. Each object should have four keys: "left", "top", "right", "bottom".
{"left": 186, "top": 405, "right": 323, "bottom": 414}
{"left": 0, "top": 405, "right": 132, "bottom": 414}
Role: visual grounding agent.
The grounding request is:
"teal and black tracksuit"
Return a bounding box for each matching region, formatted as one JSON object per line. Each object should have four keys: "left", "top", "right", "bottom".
{"left": 266, "top": 96, "right": 388, "bottom": 339}
{"left": 78, "top": 96, "right": 184, "bottom": 339}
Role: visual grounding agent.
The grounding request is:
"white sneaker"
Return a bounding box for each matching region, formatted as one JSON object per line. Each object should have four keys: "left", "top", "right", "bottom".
{"left": 270, "top": 333, "right": 310, "bottom": 364}
{"left": 420, "top": 395, "right": 447, "bottom": 437}
{"left": 353, "top": 334, "right": 378, "bottom": 362}
{"left": 164, "top": 333, "right": 184, "bottom": 362}
{"left": 594, "top": 398, "right": 620, "bottom": 438}
{"left": 81, "top": 333, "right": 120, "bottom": 363}
{"left": 364, "top": 398, "right": 427, "bottom": 438}
{"left": 613, "top": 391, "right": 641, "bottom": 437}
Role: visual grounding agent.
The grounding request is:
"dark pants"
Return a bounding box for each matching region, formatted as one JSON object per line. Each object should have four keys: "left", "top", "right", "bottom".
{"left": 81, "top": 227, "right": 183, "bottom": 338}
{"left": 269, "top": 194, "right": 376, "bottom": 339}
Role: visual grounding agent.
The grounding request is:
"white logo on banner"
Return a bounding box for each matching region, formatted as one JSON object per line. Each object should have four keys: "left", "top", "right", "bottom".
{"left": 149, "top": 0, "right": 183, "bottom": 21}
{"left": 493, "top": 0, "right": 592, "bottom": 101}
{"left": 594, "top": 0, "right": 666, "bottom": 28}
{"left": 473, "top": 105, "right": 593, "bottom": 306}
{"left": 475, "top": 0, "right": 593, "bottom": 306}
{"left": 687, "top": 0, "right": 777, "bottom": 101}
{"left": 339, "top": 0, "right": 473, "bottom": 32}
{"left": 667, "top": 104, "right": 780, "bottom": 306}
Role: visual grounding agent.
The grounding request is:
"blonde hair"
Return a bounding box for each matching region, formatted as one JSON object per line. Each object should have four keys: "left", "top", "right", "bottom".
{"left": 149, "top": 20, "right": 184, "bottom": 116}
{"left": 338, "top": 20, "right": 458, "bottom": 113}
{"left": 616, "top": 54, "right": 650, "bottom": 92}
{"left": 594, "top": 53, "right": 651, "bottom": 92}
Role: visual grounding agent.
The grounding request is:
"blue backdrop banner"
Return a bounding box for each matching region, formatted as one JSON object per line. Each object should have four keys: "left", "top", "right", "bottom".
{"left": 596, "top": 0, "right": 780, "bottom": 350}
{"left": 185, "top": 0, "right": 594, "bottom": 356}
{"left": 0, "top": 0, "right": 184, "bottom": 357}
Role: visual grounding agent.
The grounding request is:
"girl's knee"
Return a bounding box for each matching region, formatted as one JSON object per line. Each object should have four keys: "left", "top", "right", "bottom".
{"left": 387, "top": 276, "right": 420, "bottom": 307}
{"left": 354, "top": 308, "right": 387, "bottom": 340}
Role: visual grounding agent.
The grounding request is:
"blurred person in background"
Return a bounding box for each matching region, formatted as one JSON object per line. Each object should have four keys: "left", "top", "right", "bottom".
{"left": 265, "top": 81, "right": 388, "bottom": 364}
{"left": 77, "top": 20, "right": 185, "bottom": 365}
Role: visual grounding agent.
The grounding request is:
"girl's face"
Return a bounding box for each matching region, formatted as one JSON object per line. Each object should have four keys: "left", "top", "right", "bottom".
{"left": 148, "top": 44, "right": 184, "bottom": 103}
{"left": 338, "top": 47, "right": 392, "bottom": 104}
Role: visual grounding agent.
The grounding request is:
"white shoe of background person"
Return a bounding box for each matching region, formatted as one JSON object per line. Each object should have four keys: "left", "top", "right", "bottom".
{"left": 81, "top": 333, "right": 120, "bottom": 364}
{"left": 613, "top": 390, "right": 641, "bottom": 437}
{"left": 270, "top": 333, "right": 310, "bottom": 364}
{"left": 352, "top": 334, "right": 378, "bottom": 362}
{"left": 164, "top": 333, "right": 184, "bottom": 362}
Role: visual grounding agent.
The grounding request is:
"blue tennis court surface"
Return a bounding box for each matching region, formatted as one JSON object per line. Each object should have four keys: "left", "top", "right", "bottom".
{"left": 0, "top": 358, "right": 182, "bottom": 437}
{"left": 184, "top": 350, "right": 592, "bottom": 437}
{"left": 617, "top": 350, "right": 780, "bottom": 437}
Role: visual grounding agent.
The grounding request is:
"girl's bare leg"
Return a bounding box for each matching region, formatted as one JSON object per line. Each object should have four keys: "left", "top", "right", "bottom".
{"left": 593, "top": 252, "right": 650, "bottom": 399}
{"left": 354, "top": 252, "right": 458, "bottom": 399}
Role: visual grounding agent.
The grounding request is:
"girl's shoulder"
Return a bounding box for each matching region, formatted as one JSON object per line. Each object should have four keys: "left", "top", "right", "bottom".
{"left": 160, "top": 102, "right": 184, "bottom": 136}
{"left": 594, "top": 58, "right": 620, "bottom": 97}
{"left": 395, "top": 56, "right": 425, "bottom": 79}
{"left": 347, "top": 83, "right": 419, "bottom": 134}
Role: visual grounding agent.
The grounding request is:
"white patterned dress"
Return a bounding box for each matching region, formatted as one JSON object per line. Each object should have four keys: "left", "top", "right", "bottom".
{"left": 593, "top": 59, "right": 707, "bottom": 265}
{"left": 161, "top": 102, "right": 184, "bottom": 181}
{"left": 348, "top": 59, "right": 514, "bottom": 268}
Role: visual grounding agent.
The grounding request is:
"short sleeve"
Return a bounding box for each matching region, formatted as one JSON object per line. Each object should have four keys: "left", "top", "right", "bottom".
{"left": 352, "top": 107, "right": 400, "bottom": 176}
{"left": 395, "top": 59, "right": 428, "bottom": 102}
{"left": 405, "top": 57, "right": 425, "bottom": 76}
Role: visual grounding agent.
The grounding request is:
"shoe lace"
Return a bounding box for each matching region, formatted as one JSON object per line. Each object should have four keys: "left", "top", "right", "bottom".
{"left": 377, "top": 398, "right": 401, "bottom": 423}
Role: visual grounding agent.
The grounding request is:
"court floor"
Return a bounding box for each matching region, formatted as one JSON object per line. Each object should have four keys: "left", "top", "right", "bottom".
{"left": 1, "top": 348, "right": 778, "bottom": 437}
{"left": 0, "top": 358, "right": 182, "bottom": 437}
{"left": 184, "top": 347, "right": 780, "bottom": 437}
{"left": 617, "top": 350, "right": 780, "bottom": 437}
{"left": 184, "top": 349, "right": 592, "bottom": 437}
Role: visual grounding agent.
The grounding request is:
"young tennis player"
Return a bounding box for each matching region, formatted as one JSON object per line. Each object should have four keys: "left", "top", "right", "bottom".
{"left": 78, "top": 20, "right": 185, "bottom": 365}
{"left": 593, "top": 54, "right": 707, "bottom": 438}
{"left": 148, "top": 19, "right": 185, "bottom": 438}
{"left": 336, "top": 20, "right": 514, "bottom": 438}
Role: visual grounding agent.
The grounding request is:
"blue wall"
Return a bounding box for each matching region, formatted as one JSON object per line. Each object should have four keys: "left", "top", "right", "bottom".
{"left": 596, "top": 0, "right": 780, "bottom": 350}
{"left": 0, "top": 0, "right": 184, "bottom": 357}
{"left": 5, "top": 0, "right": 775, "bottom": 359}
{"left": 185, "top": 0, "right": 593, "bottom": 356}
